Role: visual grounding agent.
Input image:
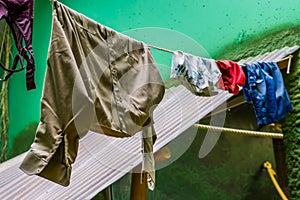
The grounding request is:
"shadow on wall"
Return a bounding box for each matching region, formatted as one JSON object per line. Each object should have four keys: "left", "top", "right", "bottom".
{"left": 112, "top": 103, "right": 280, "bottom": 200}
{"left": 156, "top": 105, "right": 278, "bottom": 199}
{"left": 3, "top": 122, "right": 38, "bottom": 161}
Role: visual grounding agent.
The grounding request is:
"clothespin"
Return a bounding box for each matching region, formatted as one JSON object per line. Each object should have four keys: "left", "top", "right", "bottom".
{"left": 286, "top": 55, "right": 292, "bottom": 74}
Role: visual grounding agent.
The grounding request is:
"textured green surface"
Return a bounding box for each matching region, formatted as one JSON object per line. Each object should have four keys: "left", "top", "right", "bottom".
{"left": 282, "top": 54, "right": 300, "bottom": 199}
{"left": 219, "top": 27, "right": 300, "bottom": 60}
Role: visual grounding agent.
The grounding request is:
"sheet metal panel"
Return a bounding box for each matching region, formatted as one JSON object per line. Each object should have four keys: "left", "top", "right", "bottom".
{"left": 0, "top": 86, "right": 232, "bottom": 200}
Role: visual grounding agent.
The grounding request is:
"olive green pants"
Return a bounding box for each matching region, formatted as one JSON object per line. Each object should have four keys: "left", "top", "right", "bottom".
{"left": 20, "top": 1, "right": 164, "bottom": 190}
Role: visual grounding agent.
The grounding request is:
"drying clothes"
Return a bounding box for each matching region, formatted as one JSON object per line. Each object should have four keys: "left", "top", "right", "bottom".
{"left": 171, "top": 51, "right": 221, "bottom": 96}
{"left": 216, "top": 60, "right": 245, "bottom": 95}
{"left": 19, "top": 1, "right": 165, "bottom": 190}
{"left": 242, "top": 62, "right": 293, "bottom": 126}
{"left": 0, "top": 0, "right": 36, "bottom": 90}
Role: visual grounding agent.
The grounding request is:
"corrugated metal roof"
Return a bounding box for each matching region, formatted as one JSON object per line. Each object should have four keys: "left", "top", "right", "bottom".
{"left": 0, "top": 45, "right": 299, "bottom": 200}
{"left": 237, "top": 45, "right": 299, "bottom": 64}
{"left": 0, "top": 86, "right": 232, "bottom": 200}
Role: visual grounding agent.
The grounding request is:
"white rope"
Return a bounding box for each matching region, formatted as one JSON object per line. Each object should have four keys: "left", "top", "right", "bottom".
{"left": 194, "top": 124, "right": 283, "bottom": 139}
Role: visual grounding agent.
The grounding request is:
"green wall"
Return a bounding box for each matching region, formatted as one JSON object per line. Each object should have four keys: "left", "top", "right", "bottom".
{"left": 1, "top": 0, "right": 299, "bottom": 198}
{"left": 5, "top": 0, "right": 300, "bottom": 159}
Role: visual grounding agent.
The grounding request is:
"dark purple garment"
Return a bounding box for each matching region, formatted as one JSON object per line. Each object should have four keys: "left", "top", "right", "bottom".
{"left": 0, "top": 0, "right": 36, "bottom": 90}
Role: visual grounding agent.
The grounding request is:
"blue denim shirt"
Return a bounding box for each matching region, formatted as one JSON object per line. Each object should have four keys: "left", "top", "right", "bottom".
{"left": 242, "top": 62, "right": 292, "bottom": 126}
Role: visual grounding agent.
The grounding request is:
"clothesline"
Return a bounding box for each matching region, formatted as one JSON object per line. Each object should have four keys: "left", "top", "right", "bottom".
{"left": 168, "top": 43, "right": 294, "bottom": 126}
{"left": 148, "top": 44, "right": 175, "bottom": 53}
{"left": 148, "top": 44, "right": 293, "bottom": 72}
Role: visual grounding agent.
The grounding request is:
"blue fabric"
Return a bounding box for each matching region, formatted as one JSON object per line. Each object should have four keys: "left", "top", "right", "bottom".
{"left": 242, "top": 62, "right": 293, "bottom": 126}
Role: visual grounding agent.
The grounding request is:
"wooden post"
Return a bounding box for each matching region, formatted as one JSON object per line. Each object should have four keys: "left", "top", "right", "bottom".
{"left": 129, "top": 146, "right": 171, "bottom": 200}
{"left": 130, "top": 165, "right": 147, "bottom": 200}
{"left": 272, "top": 139, "right": 290, "bottom": 198}
{"left": 261, "top": 123, "right": 290, "bottom": 198}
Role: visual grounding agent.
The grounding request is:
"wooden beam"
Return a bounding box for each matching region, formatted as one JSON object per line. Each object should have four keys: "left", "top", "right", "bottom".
{"left": 272, "top": 139, "right": 290, "bottom": 198}
{"left": 260, "top": 124, "right": 290, "bottom": 198}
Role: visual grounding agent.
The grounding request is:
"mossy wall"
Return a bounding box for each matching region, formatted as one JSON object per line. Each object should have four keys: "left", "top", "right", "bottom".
{"left": 282, "top": 54, "right": 300, "bottom": 199}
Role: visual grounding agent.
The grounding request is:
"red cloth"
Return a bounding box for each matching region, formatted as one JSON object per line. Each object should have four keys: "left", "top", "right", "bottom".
{"left": 216, "top": 60, "right": 245, "bottom": 95}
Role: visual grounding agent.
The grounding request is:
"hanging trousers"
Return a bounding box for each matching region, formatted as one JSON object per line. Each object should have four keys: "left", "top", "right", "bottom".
{"left": 20, "top": 1, "right": 165, "bottom": 190}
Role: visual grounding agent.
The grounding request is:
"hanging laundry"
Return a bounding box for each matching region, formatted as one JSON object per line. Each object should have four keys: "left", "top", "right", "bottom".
{"left": 171, "top": 51, "right": 221, "bottom": 96}
{"left": 0, "top": 0, "right": 36, "bottom": 90}
{"left": 20, "top": 1, "right": 165, "bottom": 190}
{"left": 242, "top": 62, "right": 293, "bottom": 126}
{"left": 216, "top": 60, "right": 245, "bottom": 95}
